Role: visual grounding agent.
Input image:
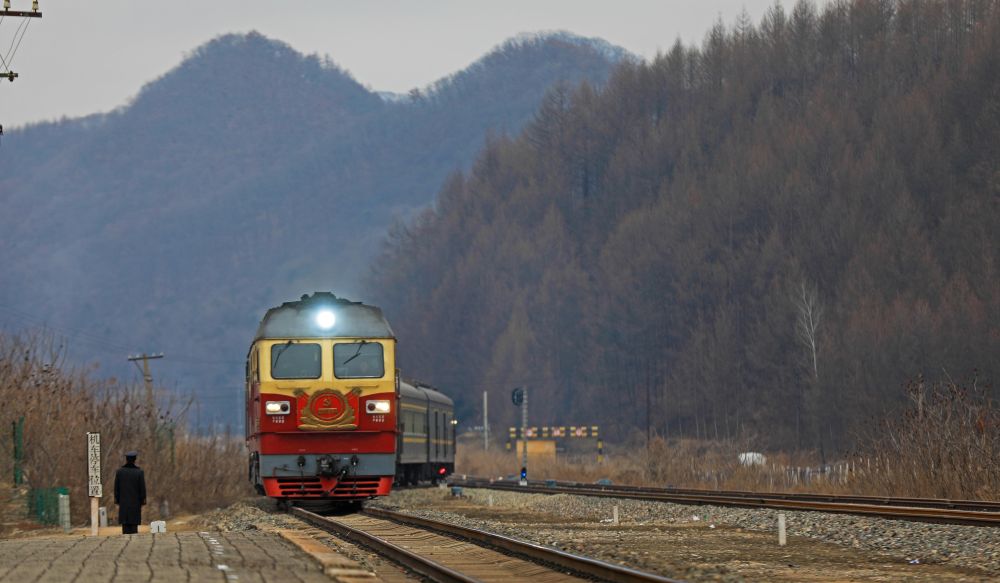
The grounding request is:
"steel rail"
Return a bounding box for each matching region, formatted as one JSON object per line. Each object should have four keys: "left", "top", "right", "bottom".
{"left": 292, "top": 507, "right": 477, "bottom": 583}
{"left": 364, "top": 506, "right": 683, "bottom": 583}
{"left": 293, "top": 506, "right": 683, "bottom": 583}
{"left": 450, "top": 478, "right": 1000, "bottom": 527}
{"left": 519, "top": 478, "right": 1000, "bottom": 513}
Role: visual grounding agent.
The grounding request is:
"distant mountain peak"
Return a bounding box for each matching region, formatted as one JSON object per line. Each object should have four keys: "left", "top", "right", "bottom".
{"left": 177, "top": 30, "right": 359, "bottom": 83}
{"left": 122, "top": 30, "right": 380, "bottom": 127}
{"left": 417, "top": 30, "right": 629, "bottom": 102}
{"left": 508, "top": 30, "right": 635, "bottom": 63}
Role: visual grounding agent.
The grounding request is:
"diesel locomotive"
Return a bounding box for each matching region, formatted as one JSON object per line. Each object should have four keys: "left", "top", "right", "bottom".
{"left": 246, "top": 292, "right": 454, "bottom": 504}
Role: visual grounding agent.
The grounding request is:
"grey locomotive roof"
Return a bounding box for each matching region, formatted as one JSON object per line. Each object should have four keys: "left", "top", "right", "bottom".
{"left": 400, "top": 380, "right": 454, "bottom": 407}
{"left": 254, "top": 292, "right": 394, "bottom": 341}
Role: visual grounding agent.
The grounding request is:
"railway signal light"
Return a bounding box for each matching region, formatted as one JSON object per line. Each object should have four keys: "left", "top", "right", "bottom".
{"left": 520, "top": 466, "right": 527, "bottom": 485}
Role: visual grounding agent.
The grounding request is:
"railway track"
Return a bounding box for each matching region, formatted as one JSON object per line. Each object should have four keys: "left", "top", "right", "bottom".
{"left": 292, "top": 505, "right": 682, "bottom": 583}
{"left": 449, "top": 477, "right": 1000, "bottom": 527}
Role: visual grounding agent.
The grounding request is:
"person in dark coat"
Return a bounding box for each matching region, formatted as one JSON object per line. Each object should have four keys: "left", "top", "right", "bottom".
{"left": 113, "top": 451, "right": 146, "bottom": 534}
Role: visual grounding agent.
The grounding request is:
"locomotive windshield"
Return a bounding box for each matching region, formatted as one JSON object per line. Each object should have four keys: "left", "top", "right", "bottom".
{"left": 271, "top": 342, "right": 321, "bottom": 379}
{"left": 334, "top": 341, "right": 384, "bottom": 379}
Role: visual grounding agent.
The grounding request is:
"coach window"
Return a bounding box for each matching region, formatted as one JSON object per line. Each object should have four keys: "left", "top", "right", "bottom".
{"left": 443, "top": 413, "right": 448, "bottom": 457}
{"left": 270, "top": 342, "right": 321, "bottom": 379}
{"left": 434, "top": 411, "right": 440, "bottom": 457}
{"left": 334, "top": 341, "right": 385, "bottom": 379}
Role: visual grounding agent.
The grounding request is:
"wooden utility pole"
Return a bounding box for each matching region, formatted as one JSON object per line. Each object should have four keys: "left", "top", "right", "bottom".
{"left": 128, "top": 353, "right": 164, "bottom": 409}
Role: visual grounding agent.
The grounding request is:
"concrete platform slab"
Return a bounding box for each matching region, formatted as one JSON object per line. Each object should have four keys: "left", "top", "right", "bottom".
{"left": 0, "top": 531, "right": 339, "bottom": 583}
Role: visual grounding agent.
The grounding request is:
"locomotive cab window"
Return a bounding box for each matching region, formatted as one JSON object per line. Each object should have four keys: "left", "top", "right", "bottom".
{"left": 270, "top": 342, "right": 321, "bottom": 379}
{"left": 334, "top": 341, "right": 384, "bottom": 378}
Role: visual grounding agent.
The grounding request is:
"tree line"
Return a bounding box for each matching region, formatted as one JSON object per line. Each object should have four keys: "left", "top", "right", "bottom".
{"left": 371, "top": 0, "right": 1000, "bottom": 451}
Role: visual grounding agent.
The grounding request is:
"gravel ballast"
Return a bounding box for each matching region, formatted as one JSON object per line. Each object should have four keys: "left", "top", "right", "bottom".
{"left": 182, "top": 489, "right": 999, "bottom": 581}
{"left": 372, "top": 486, "right": 999, "bottom": 581}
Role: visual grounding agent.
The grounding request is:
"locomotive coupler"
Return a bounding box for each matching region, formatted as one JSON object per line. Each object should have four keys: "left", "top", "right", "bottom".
{"left": 317, "top": 454, "right": 338, "bottom": 477}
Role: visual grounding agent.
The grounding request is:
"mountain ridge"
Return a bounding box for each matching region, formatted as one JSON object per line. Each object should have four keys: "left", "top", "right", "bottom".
{"left": 0, "top": 30, "right": 625, "bottom": 425}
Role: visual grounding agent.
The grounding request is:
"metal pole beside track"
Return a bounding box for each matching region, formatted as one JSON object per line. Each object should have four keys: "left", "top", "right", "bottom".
{"left": 483, "top": 390, "right": 489, "bottom": 451}
{"left": 521, "top": 387, "right": 528, "bottom": 481}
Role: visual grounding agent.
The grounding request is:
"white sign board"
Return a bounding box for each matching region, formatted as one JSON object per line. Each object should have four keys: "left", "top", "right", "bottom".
{"left": 87, "top": 432, "right": 102, "bottom": 498}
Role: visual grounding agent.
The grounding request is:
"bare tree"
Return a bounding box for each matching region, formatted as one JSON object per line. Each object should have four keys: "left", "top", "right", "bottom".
{"left": 794, "top": 280, "right": 823, "bottom": 382}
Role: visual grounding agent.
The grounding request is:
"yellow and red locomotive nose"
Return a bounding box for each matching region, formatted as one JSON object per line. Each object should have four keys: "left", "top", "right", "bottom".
{"left": 245, "top": 292, "right": 400, "bottom": 502}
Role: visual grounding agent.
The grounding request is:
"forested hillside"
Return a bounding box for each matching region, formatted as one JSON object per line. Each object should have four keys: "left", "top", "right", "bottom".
{"left": 0, "top": 31, "right": 622, "bottom": 422}
{"left": 372, "top": 0, "right": 1000, "bottom": 449}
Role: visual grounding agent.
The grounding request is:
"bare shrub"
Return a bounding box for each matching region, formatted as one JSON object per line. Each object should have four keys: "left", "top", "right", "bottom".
{"left": 848, "top": 377, "right": 999, "bottom": 499}
{"left": 0, "top": 331, "right": 251, "bottom": 525}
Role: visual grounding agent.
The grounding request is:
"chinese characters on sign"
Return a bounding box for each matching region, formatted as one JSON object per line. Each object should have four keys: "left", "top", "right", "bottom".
{"left": 86, "top": 432, "right": 102, "bottom": 498}
{"left": 507, "top": 426, "right": 600, "bottom": 438}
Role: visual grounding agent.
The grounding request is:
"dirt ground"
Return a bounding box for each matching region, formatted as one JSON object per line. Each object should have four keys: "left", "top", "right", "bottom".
{"left": 382, "top": 489, "right": 995, "bottom": 582}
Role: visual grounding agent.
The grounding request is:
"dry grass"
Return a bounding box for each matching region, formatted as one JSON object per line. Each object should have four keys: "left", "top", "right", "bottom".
{"left": 458, "top": 378, "right": 1000, "bottom": 501}
{"left": 848, "top": 377, "right": 999, "bottom": 500}
{"left": 0, "top": 331, "right": 251, "bottom": 525}
{"left": 456, "top": 437, "right": 834, "bottom": 492}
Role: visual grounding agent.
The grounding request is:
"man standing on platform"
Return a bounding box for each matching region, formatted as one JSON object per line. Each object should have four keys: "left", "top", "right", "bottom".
{"left": 113, "top": 451, "right": 146, "bottom": 534}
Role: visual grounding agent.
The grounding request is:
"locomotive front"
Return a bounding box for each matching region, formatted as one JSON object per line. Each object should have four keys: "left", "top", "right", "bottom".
{"left": 246, "top": 292, "right": 397, "bottom": 502}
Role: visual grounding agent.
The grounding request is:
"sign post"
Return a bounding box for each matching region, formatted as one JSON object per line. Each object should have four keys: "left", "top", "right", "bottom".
{"left": 87, "top": 432, "right": 101, "bottom": 536}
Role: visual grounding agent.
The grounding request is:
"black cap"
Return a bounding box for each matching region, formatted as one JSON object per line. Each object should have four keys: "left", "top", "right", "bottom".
{"left": 125, "top": 450, "right": 138, "bottom": 458}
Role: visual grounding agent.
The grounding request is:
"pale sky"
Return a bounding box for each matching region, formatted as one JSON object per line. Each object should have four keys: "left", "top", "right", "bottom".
{"left": 0, "top": 0, "right": 817, "bottom": 128}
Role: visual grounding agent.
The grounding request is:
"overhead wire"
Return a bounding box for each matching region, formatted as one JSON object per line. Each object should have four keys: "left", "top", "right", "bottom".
{"left": 2, "top": 15, "right": 27, "bottom": 71}
{"left": 6, "top": 15, "right": 28, "bottom": 67}
{"left": 0, "top": 15, "right": 11, "bottom": 71}
{"left": 0, "top": 302, "right": 140, "bottom": 354}
{"left": 0, "top": 303, "right": 246, "bottom": 425}
{"left": 0, "top": 303, "right": 244, "bottom": 365}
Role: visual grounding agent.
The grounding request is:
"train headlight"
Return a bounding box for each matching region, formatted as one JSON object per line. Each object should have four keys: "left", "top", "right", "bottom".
{"left": 265, "top": 400, "right": 291, "bottom": 415}
{"left": 365, "top": 400, "right": 391, "bottom": 414}
{"left": 315, "top": 310, "right": 336, "bottom": 329}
